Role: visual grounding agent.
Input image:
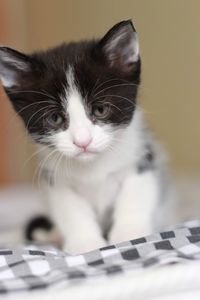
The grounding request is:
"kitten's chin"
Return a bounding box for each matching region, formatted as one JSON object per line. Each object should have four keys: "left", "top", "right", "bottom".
{"left": 75, "top": 151, "right": 99, "bottom": 162}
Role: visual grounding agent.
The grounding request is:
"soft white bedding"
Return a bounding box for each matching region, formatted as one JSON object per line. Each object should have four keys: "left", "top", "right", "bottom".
{"left": 2, "top": 262, "right": 200, "bottom": 300}
{"left": 0, "top": 182, "right": 200, "bottom": 300}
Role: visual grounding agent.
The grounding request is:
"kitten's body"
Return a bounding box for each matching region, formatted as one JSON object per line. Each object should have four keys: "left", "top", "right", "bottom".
{"left": 40, "top": 110, "right": 169, "bottom": 253}
{"left": 0, "top": 20, "right": 173, "bottom": 254}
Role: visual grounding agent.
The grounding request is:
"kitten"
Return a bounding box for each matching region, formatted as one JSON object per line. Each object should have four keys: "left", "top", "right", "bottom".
{"left": 0, "top": 20, "right": 172, "bottom": 254}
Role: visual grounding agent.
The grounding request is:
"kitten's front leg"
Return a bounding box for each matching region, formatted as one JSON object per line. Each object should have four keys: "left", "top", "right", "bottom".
{"left": 109, "top": 171, "right": 159, "bottom": 244}
{"left": 46, "top": 186, "right": 106, "bottom": 254}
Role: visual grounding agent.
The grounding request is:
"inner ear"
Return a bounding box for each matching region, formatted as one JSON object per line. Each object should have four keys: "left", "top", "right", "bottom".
{"left": 98, "top": 20, "right": 139, "bottom": 74}
{"left": 0, "top": 46, "right": 32, "bottom": 88}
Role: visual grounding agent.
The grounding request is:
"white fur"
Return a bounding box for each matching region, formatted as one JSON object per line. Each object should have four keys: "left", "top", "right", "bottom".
{"left": 127, "top": 33, "right": 139, "bottom": 63}
{"left": 1, "top": 76, "right": 14, "bottom": 88}
{"left": 109, "top": 171, "right": 159, "bottom": 244}
{"left": 0, "top": 66, "right": 18, "bottom": 87}
{"left": 38, "top": 68, "right": 167, "bottom": 254}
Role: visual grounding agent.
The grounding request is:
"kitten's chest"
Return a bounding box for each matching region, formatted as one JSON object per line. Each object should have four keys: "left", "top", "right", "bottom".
{"left": 71, "top": 172, "right": 123, "bottom": 217}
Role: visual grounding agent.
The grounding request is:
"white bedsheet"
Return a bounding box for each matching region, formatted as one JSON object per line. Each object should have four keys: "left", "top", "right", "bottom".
{"left": 0, "top": 182, "right": 200, "bottom": 300}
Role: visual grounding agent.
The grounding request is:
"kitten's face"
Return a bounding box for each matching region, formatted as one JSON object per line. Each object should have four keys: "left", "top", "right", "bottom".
{"left": 0, "top": 20, "right": 141, "bottom": 161}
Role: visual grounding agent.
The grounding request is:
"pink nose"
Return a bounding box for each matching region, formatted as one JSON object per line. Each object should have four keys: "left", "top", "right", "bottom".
{"left": 73, "top": 127, "right": 92, "bottom": 149}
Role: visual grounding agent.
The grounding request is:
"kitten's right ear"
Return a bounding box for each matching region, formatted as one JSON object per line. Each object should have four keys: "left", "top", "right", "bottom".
{"left": 0, "top": 46, "right": 33, "bottom": 89}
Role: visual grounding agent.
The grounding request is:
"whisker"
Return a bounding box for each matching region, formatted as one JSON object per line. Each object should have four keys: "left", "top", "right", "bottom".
{"left": 38, "top": 150, "right": 59, "bottom": 189}
{"left": 92, "top": 78, "right": 130, "bottom": 95}
{"left": 94, "top": 83, "right": 139, "bottom": 97}
{"left": 0, "top": 101, "right": 56, "bottom": 144}
{"left": 25, "top": 105, "right": 55, "bottom": 130}
{"left": 111, "top": 137, "right": 136, "bottom": 147}
{"left": 53, "top": 152, "right": 64, "bottom": 187}
{"left": 7, "top": 89, "right": 56, "bottom": 100}
{"left": 64, "top": 157, "right": 70, "bottom": 180}
{"left": 90, "top": 75, "right": 102, "bottom": 96}
{"left": 40, "top": 89, "right": 57, "bottom": 100}
{"left": 94, "top": 94, "right": 135, "bottom": 106}
{"left": 40, "top": 151, "right": 61, "bottom": 189}
{"left": 103, "top": 101, "right": 125, "bottom": 114}
{"left": 107, "top": 143, "right": 129, "bottom": 158}
{"left": 0, "top": 101, "right": 56, "bottom": 141}
{"left": 32, "top": 108, "right": 56, "bottom": 127}
{"left": 32, "top": 149, "right": 58, "bottom": 188}
{"left": 15, "top": 100, "right": 56, "bottom": 118}
{"left": 19, "top": 104, "right": 55, "bottom": 142}
{"left": 22, "top": 146, "right": 47, "bottom": 170}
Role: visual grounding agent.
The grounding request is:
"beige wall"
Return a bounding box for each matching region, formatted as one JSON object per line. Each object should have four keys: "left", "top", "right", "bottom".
{"left": 0, "top": 0, "right": 35, "bottom": 184}
{"left": 1, "top": 0, "right": 200, "bottom": 183}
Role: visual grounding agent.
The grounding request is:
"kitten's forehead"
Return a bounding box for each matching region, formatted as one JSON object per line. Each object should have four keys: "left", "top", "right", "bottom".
{"left": 64, "top": 65, "right": 89, "bottom": 125}
{"left": 33, "top": 42, "right": 97, "bottom": 100}
{"left": 35, "top": 40, "right": 137, "bottom": 102}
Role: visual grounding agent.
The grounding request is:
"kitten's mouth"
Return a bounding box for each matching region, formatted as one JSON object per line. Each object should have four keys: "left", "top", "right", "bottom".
{"left": 76, "top": 148, "right": 98, "bottom": 158}
{"left": 80, "top": 149, "right": 97, "bottom": 155}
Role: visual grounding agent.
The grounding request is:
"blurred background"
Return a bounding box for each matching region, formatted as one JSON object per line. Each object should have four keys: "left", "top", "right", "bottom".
{"left": 0, "top": 0, "right": 199, "bottom": 232}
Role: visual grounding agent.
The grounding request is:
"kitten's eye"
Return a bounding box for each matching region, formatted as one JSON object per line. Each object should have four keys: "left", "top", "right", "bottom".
{"left": 92, "top": 104, "right": 110, "bottom": 119}
{"left": 48, "top": 113, "right": 64, "bottom": 126}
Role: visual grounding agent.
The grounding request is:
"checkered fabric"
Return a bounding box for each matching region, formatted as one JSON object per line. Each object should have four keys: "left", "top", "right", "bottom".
{"left": 0, "top": 220, "right": 200, "bottom": 294}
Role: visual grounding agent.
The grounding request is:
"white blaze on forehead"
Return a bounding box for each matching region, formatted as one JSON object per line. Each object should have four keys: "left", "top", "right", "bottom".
{"left": 65, "top": 66, "right": 92, "bottom": 143}
{"left": 65, "top": 66, "right": 90, "bottom": 127}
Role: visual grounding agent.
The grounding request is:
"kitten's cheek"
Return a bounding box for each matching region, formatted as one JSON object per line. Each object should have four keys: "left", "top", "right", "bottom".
{"left": 96, "top": 138, "right": 111, "bottom": 152}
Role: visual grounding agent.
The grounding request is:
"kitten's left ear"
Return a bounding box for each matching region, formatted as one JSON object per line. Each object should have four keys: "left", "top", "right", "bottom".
{"left": 0, "top": 46, "right": 33, "bottom": 88}
{"left": 98, "top": 20, "right": 139, "bottom": 74}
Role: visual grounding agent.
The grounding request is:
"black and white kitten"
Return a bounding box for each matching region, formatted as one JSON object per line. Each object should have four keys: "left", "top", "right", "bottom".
{"left": 0, "top": 20, "right": 172, "bottom": 254}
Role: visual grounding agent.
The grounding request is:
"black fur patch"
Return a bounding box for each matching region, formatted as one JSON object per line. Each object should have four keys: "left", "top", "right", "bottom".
{"left": 25, "top": 216, "right": 54, "bottom": 241}
{"left": 137, "top": 145, "right": 155, "bottom": 173}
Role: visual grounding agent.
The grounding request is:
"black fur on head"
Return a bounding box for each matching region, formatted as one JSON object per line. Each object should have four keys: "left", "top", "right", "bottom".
{"left": 0, "top": 20, "right": 141, "bottom": 145}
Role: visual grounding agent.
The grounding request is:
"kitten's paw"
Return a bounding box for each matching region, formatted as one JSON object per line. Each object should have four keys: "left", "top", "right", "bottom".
{"left": 63, "top": 237, "right": 107, "bottom": 255}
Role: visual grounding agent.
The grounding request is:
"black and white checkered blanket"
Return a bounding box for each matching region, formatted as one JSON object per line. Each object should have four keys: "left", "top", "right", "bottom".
{"left": 0, "top": 220, "right": 200, "bottom": 294}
